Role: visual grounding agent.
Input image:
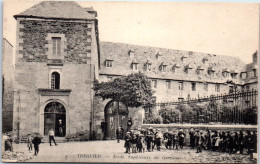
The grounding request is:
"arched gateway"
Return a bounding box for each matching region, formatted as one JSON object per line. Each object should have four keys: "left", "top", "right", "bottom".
{"left": 104, "top": 101, "right": 128, "bottom": 139}
{"left": 44, "top": 102, "right": 66, "bottom": 137}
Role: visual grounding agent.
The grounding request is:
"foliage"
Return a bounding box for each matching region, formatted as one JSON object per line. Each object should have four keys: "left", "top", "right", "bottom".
{"left": 143, "top": 107, "right": 163, "bottom": 124}
{"left": 94, "top": 72, "right": 155, "bottom": 108}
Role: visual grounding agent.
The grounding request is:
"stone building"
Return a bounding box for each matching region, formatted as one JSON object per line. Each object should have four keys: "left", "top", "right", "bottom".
{"left": 94, "top": 42, "right": 258, "bottom": 138}
{"left": 2, "top": 38, "right": 14, "bottom": 132}
{"left": 4, "top": 1, "right": 258, "bottom": 140}
{"left": 12, "top": 1, "right": 100, "bottom": 140}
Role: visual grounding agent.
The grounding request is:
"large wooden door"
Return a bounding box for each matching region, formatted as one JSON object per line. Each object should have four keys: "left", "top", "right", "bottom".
{"left": 105, "top": 101, "right": 128, "bottom": 139}
{"left": 44, "top": 114, "right": 55, "bottom": 135}
{"left": 44, "top": 102, "right": 66, "bottom": 136}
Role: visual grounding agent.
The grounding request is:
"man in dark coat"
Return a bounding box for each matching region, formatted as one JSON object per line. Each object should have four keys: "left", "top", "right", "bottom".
{"left": 178, "top": 129, "right": 185, "bottom": 149}
{"left": 189, "top": 128, "right": 195, "bottom": 149}
{"left": 195, "top": 131, "right": 204, "bottom": 153}
{"left": 101, "top": 119, "right": 107, "bottom": 140}
{"left": 127, "top": 118, "right": 133, "bottom": 132}
{"left": 4, "top": 134, "right": 13, "bottom": 152}
{"left": 32, "top": 134, "right": 41, "bottom": 156}
{"left": 205, "top": 130, "right": 211, "bottom": 150}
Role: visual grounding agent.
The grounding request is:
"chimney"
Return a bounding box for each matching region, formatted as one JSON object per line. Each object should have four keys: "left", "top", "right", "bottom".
{"left": 253, "top": 51, "right": 258, "bottom": 65}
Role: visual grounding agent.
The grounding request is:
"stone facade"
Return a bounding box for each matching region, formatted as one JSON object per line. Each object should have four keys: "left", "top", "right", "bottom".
{"left": 99, "top": 42, "right": 258, "bottom": 102}
{"left": 2, "top": 38, "right": 14, "bottom": 132}
{"left": 12, "top": 1, "right": 99, "bottom": 140}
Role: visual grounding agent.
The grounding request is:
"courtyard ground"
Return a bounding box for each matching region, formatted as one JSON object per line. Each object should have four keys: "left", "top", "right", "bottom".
{"left": 4, "top": 140, "right": 256, "bottom": 163}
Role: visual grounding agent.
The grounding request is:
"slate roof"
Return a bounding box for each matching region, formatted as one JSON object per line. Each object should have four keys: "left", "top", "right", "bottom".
{"left": 14, "top": 1, "right": 95, "bottom": 20}
{"left": 99, "top": 41, "right": 248, "bottom": 85}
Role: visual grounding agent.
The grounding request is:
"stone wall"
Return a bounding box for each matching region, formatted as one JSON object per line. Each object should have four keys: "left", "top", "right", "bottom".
{"left": 13, "top": 62, "right": 93, "bottom": 138}
{"left": 17, "top": 18, "right": 94, "bottom": 64}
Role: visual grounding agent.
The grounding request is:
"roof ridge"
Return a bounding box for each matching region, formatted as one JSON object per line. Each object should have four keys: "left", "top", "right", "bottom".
{"left": 100, "top": 41, "right": 245, "bottom": 62}
{"left": 14, "top": 1, "right": 95, "bottom": 20}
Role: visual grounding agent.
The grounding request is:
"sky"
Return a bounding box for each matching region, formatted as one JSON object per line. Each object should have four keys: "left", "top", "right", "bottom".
{"left": 3, "top": 0, "right": 259, "bottom": 64}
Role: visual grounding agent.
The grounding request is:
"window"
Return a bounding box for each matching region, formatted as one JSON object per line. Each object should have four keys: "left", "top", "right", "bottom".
{"left": 145, "top": 63, "right": 151, "bottom": 71}
{"left": 151, "top": 80, "right": 157, "bottom": 89}
{"left": 197, "top": 69, "right": 202, "bottom": 75}
{"left": 222, "top": 72, "right": 227, "bottom": 77}
{"left": 231, "top": 73, "right": 238, "bottom": 79}
{"left": 132, "top": 63, "right": 138, "bottom": 71}
{"left": 51, "top": 72, "right": 60, "bottom": 89}
{"left": 105, "top": 60, "right": 113, "bottom": 67}
{"left": 191, "top": 82, "right": 196, "bottom": 91}
{"left": 161, "top": 65, "right": 167, "bottom": 72}
{"left": 241, "top": 72, "right": 247, "bottom": 79}
{"left": 246, "top": 85, "right": 250, "bottom": 91}
{"left": 179, "top": 82, "right": 183, "bottom": 90}
{"left": 52, "top": 37, "right": 61, "bottom": 56}
{"left": 229, "top": 86, "right": 234, "bottom": 93}
{"left": 253, "top": 69, "right": 257, "bottom": 77}
{"left": 172, "top": 67, "right": 178, "bottom": 73}
{"left": 208, "top": 70, "right": 214, "bottom": 77}
{"left": 215, "top": 84, "right": 220, "bottom": 92}
{"left": 166, "top": 81, "right": 171, "bottom": 89}
{"left": 46, "top": 33, "right": 66, "bottom": 60}
{"left": 204, "top": 83, "right": 208, "bottom": 91}
{"left": 129, "top": 50, "right": 135, "bottom": 59}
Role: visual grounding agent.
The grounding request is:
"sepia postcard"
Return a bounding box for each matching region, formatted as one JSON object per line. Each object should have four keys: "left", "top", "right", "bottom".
{"left": 2, "top": 0, "right": 259, "bottom": 163}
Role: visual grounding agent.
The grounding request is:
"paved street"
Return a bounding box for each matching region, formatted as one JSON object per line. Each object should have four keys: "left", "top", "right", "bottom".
{"left": 9, "top": 140, "right": 255, "bottom": 163}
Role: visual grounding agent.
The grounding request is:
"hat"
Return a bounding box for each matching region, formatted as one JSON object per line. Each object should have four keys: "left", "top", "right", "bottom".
{"left": 126, "top": 132, "right": 131, "bottom": 134}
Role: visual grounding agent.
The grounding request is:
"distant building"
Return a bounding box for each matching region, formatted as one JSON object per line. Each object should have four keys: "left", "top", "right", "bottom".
{"left": 2, "top": 1, "right": 258, "bottom": 140}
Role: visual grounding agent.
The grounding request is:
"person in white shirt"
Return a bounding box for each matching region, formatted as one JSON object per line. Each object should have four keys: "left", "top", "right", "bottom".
{"left": 48, "top": 128, "right": 57, "bottom": 146}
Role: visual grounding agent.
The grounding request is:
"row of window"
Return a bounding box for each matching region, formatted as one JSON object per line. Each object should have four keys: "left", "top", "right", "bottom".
{"left": 104, "top": 60, "right": 257, "bottom": 78}
{"left": 151, "top": 80, "right": 221, "bottom": 92}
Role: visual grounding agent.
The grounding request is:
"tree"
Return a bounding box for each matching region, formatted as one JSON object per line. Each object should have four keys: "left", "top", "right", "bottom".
{"left": 93, "top": 72, "right": 155, "bottom": 126}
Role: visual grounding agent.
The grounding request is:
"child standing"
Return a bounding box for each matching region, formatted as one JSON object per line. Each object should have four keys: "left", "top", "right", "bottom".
{"left": 27, "top": 134, "right": 33, "bottom": 152}
{"left": 124, "top": 132, "right": 132, "bottom": 154}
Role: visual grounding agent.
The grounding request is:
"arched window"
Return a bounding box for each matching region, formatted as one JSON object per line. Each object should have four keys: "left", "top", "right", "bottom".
{"left": 51, "top": 72, "right": 60, "bottom": 89}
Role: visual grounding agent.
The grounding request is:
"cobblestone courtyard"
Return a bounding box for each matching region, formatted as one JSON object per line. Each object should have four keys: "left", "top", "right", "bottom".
{"left": 6, "top": 140, "right": 255, "bottom": 163}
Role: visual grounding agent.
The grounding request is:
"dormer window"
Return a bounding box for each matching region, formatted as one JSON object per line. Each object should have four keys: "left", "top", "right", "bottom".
{"left": 181, "top": 56, "right": 187, "bottom": 62}
{"left": 129, "top": 50, "right": 135, "bottom": 59}
{"left": 222, "top": 69, "right": 230, "bottom": 78}
{"left": 145, "top": 61, "right": 152, "bottom": 71}
{"left": 202, "top": 57, "right": 208, "bottom": 64}
{"left": 231, "top": 72, "right": 238, "bottom": 79}
{"left": 160, "top": 62, "right": 167, "bottom": 72}
{"left": 172, "top": 64, "right": 180, "bottom": 74}
{"left": 131, "top": 61, "right": 139, "bottom": 71}
{"left": 196, "top": 66, "right": 204, "bottom": 75}
{"left": 156, "top": 52, "right": 163, "bottom": 60}
{"left": 184, "top": 64, "right": 193, "bottom": 74}
{"left": 208, "top": 67, "right": 215, "bottom": 76}
{"left": 240, "top": 72, "right": 247, "bottom": 79}
{"left": 105, "top": 60, "right": 113, "bottom": 68}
